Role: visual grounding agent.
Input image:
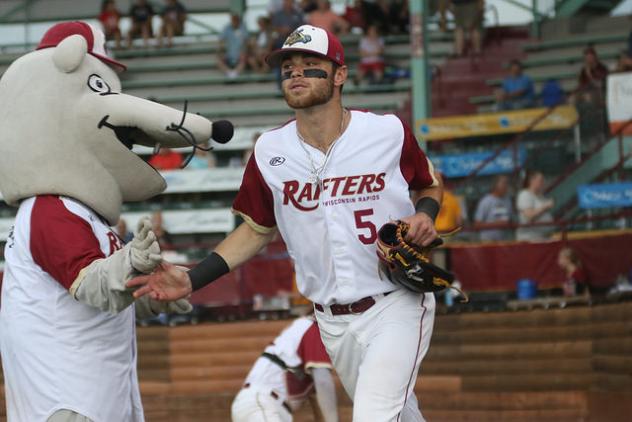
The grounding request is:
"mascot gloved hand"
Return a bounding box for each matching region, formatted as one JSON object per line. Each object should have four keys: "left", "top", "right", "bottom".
{"left": 69, "top": 216, "right": 166, "bottom": 314}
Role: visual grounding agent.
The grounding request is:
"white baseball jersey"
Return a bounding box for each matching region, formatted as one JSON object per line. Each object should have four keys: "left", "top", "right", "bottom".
{"left": 0, "top": 195, "right": 143, "bottom": 422}
{"left": 233, "top": 110, "right": 437, "bottom": 305}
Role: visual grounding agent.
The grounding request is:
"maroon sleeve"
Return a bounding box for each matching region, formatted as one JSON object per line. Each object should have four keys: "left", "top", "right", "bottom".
{"left": 232, "top": 151, "right": 276, "bottom": 231}
{"left": 398, "top": 118, "right": 436, "bottom": 190}
{"left": 297, "top": 322, "right": 332, "bottom": 370}
{"left": 30, "top": 196, "right": 105, "bottom": 289}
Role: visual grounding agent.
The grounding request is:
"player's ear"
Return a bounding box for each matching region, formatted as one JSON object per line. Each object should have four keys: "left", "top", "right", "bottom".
{"left": 334, "top": 65, "right": 347, "bottom": 88}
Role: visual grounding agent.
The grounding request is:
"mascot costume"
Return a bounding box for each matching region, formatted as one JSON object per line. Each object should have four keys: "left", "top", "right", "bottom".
{"left": 0, "top": 22, "right": 231, "bottom": 421}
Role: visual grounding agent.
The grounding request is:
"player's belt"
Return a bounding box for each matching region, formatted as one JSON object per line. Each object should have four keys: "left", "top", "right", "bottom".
{"left": 243, "top": 383, "right": 292, "bottom": 414}
{"left": 314, "top": 291, "right": 392, "bottom": 316}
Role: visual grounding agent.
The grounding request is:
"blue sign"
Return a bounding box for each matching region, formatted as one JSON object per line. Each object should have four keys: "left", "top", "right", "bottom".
{"left": 429, "top": 147, "right": 526, "bottom": 179}
{"left": 577, "top": 182, "right": 632, "bottom": 209}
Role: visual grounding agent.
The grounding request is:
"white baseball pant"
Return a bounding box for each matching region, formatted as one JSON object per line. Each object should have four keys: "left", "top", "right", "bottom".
{"left": 231, "top": 386, "right": 292, "bottom": 422}
{"left": 315, "top": 289, "right": 435, "bottom": 422}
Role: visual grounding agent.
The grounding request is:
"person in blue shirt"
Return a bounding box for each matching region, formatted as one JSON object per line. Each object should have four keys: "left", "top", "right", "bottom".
{"left": 496, "top": 59, "right": 535, "bottom": 111}
{"left": 218, "top": 14, "right": 249, "bottom": 79}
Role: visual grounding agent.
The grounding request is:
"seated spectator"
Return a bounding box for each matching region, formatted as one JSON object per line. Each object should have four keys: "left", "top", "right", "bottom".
{"left": 148, "top": 147, "right": 183, "bottom": 170}
{"left": 388, "top": 0, "right": 409, "bottom": 34}
{"left": 474, "top": 175, "right": 513, "bottom": 242}
{"left": 98, "top": 0, "right": 122, "bottom": 49}
{"left": 158, "top": 0, "right": 187, "bottom": 48}
{"left": 115, "top": 217, "right": 134, "bottom": 243}
{"left": 355, "top": 24, "right": 385, "bottom": 85}
{"left": 540, "top": 78, "right": 564, "bottom": 108}
{"left": 307, "top": 0, "right": 349, "bottom": 35}
{"left": 247, "top": 16, "right": 274, "bottom": 73}
{"left": 300, "top": 0, "right": 319, "bottom": 13}
{"left": 126, "top": 0, "right": 154, "bottom": 48}
{"left": 430, "top": 0, "right": 448, "bottom": 32}
{"left": 558, "top": 247, "right": 589, "bottom": 297}
{"left": 516, "top": 171, "right": 554, "bottom": 242}
{"left": 343, "top": 0, "right": 366, "bottom": 32}
{"left": 435, "top": 176, "right": 463, "bottom": 234}
{"left": 185, "top": 148, "right": 216, "bottom": 169}
{"left": 496, "top": 60, "right": 535, "bottom": 110}
{"left": 271, "top": 0, "right": 305, "bottom": 50}
{"left": 217, "top": 14, "right": 249, "bottom": 79}
{"left": 450, "top": 0, "right": 483, "bottom": 57}
{"left": 572, "top": 46, "right": 609, "bottom": 105}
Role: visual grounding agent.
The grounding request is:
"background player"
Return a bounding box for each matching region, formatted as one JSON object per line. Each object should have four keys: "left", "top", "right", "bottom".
{"left": 130, "top": 25, "right": 443, "bottom": 421}
{"left": 232, "top": 314, "right": 338, "bottom": 422}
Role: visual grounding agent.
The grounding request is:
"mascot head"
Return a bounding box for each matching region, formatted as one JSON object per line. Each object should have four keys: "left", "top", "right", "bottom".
{"left": 0, "top": 21, "right": 230, "bottom": 225}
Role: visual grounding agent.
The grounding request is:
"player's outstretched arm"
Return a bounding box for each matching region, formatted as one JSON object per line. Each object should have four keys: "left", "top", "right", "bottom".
{"left": 128, "top": 222, "right": 277, "bottom": 301}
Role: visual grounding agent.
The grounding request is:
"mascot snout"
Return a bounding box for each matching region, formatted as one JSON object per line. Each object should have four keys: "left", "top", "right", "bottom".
{"left": 0, "top": 21, "right": 231, "bottom": 225}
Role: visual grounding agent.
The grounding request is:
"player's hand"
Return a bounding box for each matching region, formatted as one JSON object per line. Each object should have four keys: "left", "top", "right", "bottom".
{"left": 127, "top": 261, "right": 192, "bottom": 301}
{"left": 400, "top": 212, "right": 438, "bottom": 247}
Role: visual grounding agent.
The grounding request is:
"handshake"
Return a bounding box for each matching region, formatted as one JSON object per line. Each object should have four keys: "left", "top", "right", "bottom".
{"left": 126, "top": 217, "right": 194, "bottom": 316}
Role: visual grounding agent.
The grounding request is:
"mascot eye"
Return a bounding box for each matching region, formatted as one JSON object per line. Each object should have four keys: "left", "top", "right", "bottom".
{"left": 87, "top": 74, "right": 112, "bottom": 94}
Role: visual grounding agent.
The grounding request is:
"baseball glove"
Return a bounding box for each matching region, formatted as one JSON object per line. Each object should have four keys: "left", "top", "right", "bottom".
{"left": 376, "top": 221, "right": 468, "bottom": 301}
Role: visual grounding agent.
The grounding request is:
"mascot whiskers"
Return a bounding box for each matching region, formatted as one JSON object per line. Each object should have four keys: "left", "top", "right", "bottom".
{"left": 0, "top": 21, "right": 232, "bottom": 422}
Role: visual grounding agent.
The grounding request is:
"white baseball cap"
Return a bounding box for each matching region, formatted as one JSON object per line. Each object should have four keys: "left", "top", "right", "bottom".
{"left": 266, "top": 25, "right": 345, "bottom": 67}
{"left": 37, "top": 21, "right": 126, "bottom": 72}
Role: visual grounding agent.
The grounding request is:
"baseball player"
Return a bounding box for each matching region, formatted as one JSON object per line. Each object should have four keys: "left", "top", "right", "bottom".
{"left": 232, "top": 315, "right": 338, "bottom": 422}
{"left": 130, "top": 25, "right": 443, "bottom": 421}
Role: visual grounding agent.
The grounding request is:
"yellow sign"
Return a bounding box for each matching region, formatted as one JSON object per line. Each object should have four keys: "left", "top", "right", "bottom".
{"left": 416, "top": 106, "right": 579, "bottom": 141}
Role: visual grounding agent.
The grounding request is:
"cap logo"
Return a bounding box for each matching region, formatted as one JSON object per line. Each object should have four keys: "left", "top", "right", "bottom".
{"left": 284, "top": 28, "right": 312, "bottom": 47}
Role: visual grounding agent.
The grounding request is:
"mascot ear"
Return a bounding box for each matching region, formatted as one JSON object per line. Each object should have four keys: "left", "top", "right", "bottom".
{"left": 52, "top": 34, "right": 88, "bottom": 73}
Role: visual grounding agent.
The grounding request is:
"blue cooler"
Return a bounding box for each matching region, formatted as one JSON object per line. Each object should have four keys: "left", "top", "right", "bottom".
{"left": 516, "top": 278, "right": 537, "bottom": 300}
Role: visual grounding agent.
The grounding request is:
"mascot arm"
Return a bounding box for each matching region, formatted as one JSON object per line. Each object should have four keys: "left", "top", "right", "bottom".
{"left": 69, "top": 218, "right": 163, "bottom": 314}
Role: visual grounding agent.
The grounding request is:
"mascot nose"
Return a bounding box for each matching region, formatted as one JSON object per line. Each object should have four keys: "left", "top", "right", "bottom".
{"left": 211, "top": 120, "right": 233, "bottom": 144}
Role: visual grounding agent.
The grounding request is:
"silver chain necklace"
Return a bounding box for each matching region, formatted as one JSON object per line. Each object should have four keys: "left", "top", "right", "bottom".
{"left": 296, "top": 108, "right": 348, "bottom": 186}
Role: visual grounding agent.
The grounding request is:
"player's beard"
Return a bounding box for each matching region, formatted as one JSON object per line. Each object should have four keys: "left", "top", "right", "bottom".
{"left": 283, "top": 76, "right": 335, "bottom": 109}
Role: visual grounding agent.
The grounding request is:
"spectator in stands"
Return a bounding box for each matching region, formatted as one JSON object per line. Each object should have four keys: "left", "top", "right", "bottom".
{"left": 115, "top": 217, "right": 134, "bottom": 243}
{"left": 496, "top": 60, "right": 535, "bottom": 110}
{"left": 231, "top": 315, "right": 338, "bottom": 421}
{"left": 435, "top": 175, "right": 463, "bottom": 234}
{"left": 450, "top": 0, "right": 483, "bottom": 57}
{"left": 362, "top": 0, "right": 390, "bottom": 34}
{"left": 301, "top": 0, "right": 319, "bottom": 13}
{"left": 307, "top": 0, "right": 350, "bottom": 35}
{"left": 430, "top": 0, "right": 448, "bottom": 32}
{"left": 157, "top": 0, "right": 187, "bottom": 48}
{"left": 98, "top": 0, "right": 122, "bottom": 49}
{"left": 388, "top": 0, "right": 409, "bottom": 34}
{"left": 573, "top": 46, "right": 609, "bottom": 105}
{"left": 540, "top": 78, "right": 564, "bottom": 108}
{"left": 126, "top": 0, "right": 155, "bottom": 48}
{"left": 148, "top": 147, "right": 183, "bottom": 170}
{"left": 151, "top": 211, "right": 173, "bottom": 251}
{"left": 516, "top": 171, "right": 554, "bottom": 242}
{"left": 557, "top": 247, "right": 589, "bottom": 297}
{"left": 474, "top": 175, "right": 514, "bottom": 242}
{"left": 271, "top": 0, "right": 305, "bottom": 49}
{"left": 343, "top": 0, "right": 366, "bottom": 32}
{"left": 218, "top": 14, "right": 249, "bottom": 80}
{"left": 247, "top": 16, "right": 275, "bottom": 73}
{"left": 354, "top": 24, "right": 385, "bottom": 86}
{"left": 185, "top": 147, "right": 217, "bottom": 169}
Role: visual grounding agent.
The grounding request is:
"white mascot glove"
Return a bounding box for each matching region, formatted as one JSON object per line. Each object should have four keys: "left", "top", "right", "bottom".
{"left": 70, "top": 218, "right": 162, "bottom": 314}
{"left": 130, "top": 217, "right": 162, "bottom": 274}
